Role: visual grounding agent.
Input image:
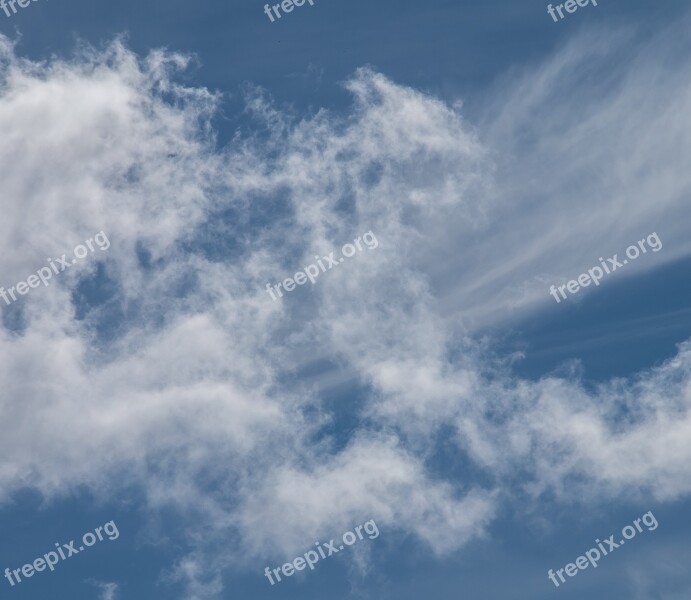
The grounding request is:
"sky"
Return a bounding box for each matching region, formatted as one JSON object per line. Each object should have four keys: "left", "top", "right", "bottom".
{"left": 0, "top": 0, "right": 690, "bottom": 599}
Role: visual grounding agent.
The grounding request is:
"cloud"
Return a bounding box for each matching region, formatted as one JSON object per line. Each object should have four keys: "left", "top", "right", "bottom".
{"left": 0, "top": 32, "right": 496, "bottom": 571}
{"left": 88, "top": 580, "right": 119, "bottom": 600}
{"left": 1, "top": 12, "right": 691, "bottom": 597}
{"left": 236, "top": 436, "right": 497, "bottom": 559}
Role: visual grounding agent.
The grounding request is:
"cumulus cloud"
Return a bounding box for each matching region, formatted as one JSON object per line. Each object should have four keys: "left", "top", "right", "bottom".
{"left": 1, "top": 11, "right": 691, "bottom": 598}
{"left": 0, "top": 33, "right": 495, "bottom": 579}
{"left": 236, "top": 436, "right": 497, "bottom": 558}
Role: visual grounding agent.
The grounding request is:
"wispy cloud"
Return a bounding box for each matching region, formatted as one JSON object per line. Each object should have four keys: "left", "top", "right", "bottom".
{"left": 1, "top": 11, "right": 691, "bottom": 597}
{"left": 88, "top": 580, "right": 119, "bottom": 600}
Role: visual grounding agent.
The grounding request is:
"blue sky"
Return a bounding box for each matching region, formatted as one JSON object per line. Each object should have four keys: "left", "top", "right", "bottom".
{"left": 0, "top": 1, "right": 690, "bottom": 599}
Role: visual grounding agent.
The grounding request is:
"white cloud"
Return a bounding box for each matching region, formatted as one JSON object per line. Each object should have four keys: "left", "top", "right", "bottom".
{"left": 236, "top": 436, "right": 497, "bottom": 558}
{"left": 1, "top": 13, "right": 691, "bottom": 597}
{"left": 88, "top": 580, "right": 119, "bottom": 600}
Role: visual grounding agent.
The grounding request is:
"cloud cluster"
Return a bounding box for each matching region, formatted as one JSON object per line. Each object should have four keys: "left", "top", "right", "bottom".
{"left": 1, "top": 13, "right": 691, "bottom": 597}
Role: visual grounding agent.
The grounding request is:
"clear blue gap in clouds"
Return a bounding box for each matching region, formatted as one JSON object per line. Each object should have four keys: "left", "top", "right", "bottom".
{"left": 494, "top": 254, "right": 691, "bottom": 382}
